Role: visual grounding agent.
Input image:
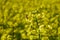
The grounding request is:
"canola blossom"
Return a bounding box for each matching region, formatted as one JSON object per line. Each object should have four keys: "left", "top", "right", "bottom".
{"left": 0, "top": 0, "right": 60, "bottom": 40}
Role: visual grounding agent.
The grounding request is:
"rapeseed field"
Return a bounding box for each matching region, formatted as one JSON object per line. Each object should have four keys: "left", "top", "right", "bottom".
{"left": 0, "top": 0, "right": 60, "bottom": 40}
